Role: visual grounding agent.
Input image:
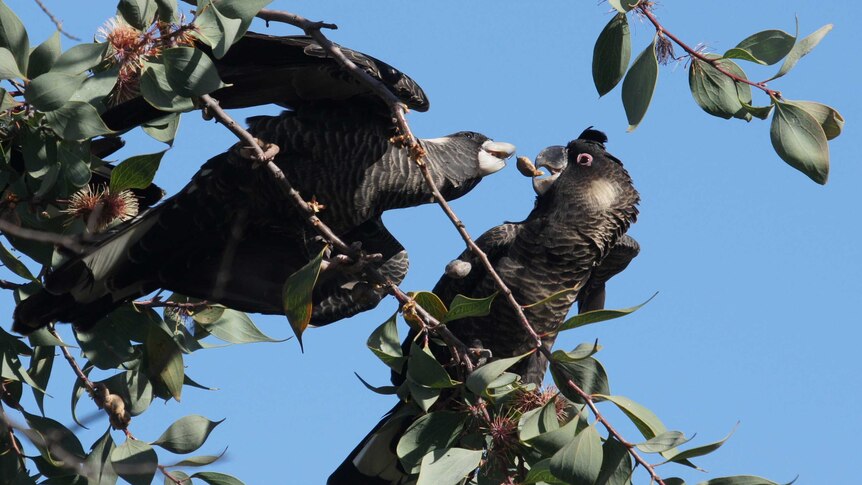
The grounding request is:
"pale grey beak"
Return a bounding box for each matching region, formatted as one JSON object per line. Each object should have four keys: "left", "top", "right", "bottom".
{"left": 532, "top": 145, "right": 567, "bottom": 195}
{"left": 478, "top": 140, "right": 516, "bottom": 175}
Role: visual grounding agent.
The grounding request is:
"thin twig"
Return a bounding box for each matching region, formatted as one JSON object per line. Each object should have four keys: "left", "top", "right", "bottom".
{"left": 0, "top": 395, "right": 27, "bottom": 471}
{"left": 132, "top": 297, "right": 212, "bottom": 310}
{"left": 637, "top": 3, "right": 781, "bottom": 98}
{"left": 33, "top": 0, "right": 81, "bottom": 41}
{"left": 0, "top": 218, "right": 86, "bottom": 253}
{"left": 559, "top": 371, "right": 666, "bottom": 485}
{"left": 0, "top": 279, "right": 23, "bottom": 290}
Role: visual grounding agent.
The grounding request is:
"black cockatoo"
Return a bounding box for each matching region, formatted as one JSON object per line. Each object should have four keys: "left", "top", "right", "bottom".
{"left": 329, "top": 129, "right": 640, "bottom": 484}
{"left": 11, "top": 34, "right": 515, "bottom": 334}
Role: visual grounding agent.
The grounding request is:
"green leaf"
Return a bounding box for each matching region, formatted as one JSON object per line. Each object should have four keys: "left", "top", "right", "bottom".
{"left": 139, "top": 61, "right": 195, "bottom": 112}
{"left": 664, "top": 424, "right": 737, "bottom": 464}
{"left": 354, "top": 372, "right": 398, "bottom": 395}
{"left": 688, "top": 58, "right": 749, "bottom": 120}
{"left": 622, "top": 36, "right": 659, "bottom": 131}
{"left": 28, "top": 345, "right": 54, "bottom": 415}
{"left": 52, "top": 42, "right": 108, "bottom": 74}
{"left": 28, "top": 31, "right": 62, "bottom": 78}
{"left": 282, "top": 247, "right": 326, "bottom": 349}
{"left": 408, "top": 380, "right": 440, "bottom": 412}
{"left": 788, "top": 100, "right": 844, "bottom": 140}
{"left": 69, "top": 65, "right": 120, "bottom": 112}
{"left": 770, "top": 100, "right": 829, "bottom": 184}
{"left": 593, "top": 13, "right": 631, "bottom": 97}
{"left": 162, "top": 46, "right": 225, "bottom": 97}
{"left": 142, "top": 113, "right": 181, "bottom": 145}
{"left": 201, "top": 309, "right": 283, "bottom": 344}
{"left": 523, "top": 287, "right": 577, "bottom": 309}
{"left": 22, "top": 411, "right": 85, "bottom": 467}
{"left": 99, "top": 370, "right": 153, "bottom": 416}
{"left": 407, "top": 343, "right": 457, "bottom": 389}
{"left": 0, "top": 47, "right": 24, "bottom": 79}
{"left": 209, "top": 0, "right": 274, "bottom": 38}
{"left": 769, "top": 24, "right": 832, "bottom": 81}
{"left": 44, "top": 101, "right": 114, "bottom": 140}
{"left": 166, "top": 471, "right": 190, "bottom": 485}
{"left": 465, "top": 351, "right": 530, "bottom": 395}
{"left": 551, "top": 357, "right": 609, "bottom": 404}
{"left": 442, "top": 292, "right": 496, "bottom": 323}
{"left": 84, "top": 429, "right": 118, "bottom": 485}
{"left": 191, "top": 471, "right": 245, "bottom": 485}
{"left": 529, "top": 410, "right": 587, "bottom": 456}
{"left": 152, "top": 415, "right": 223, "bottom": 454}
{"left": 519, "top": 398, "right": 561, "bottom": 442}
{"left": 0, "top": 86, "right": 17, "bottom": 110}
{"left": 558, "top": 293, "right": 655, "bottom": 331}
{"left": 118, "top": 0, "right": 158, "bottom": 30}
{"left": 109, "top": 151, "right": 165, "bottom": 192}
{"left": 552, "top": 341, "right": 602, "bottom": 362}
{"left": 636, "top": 430, "right": 691, "bottom": 453}
{"left": 146, "top": 323, "right": 184, "bottom": 401}
{"left": 165, "top": 448, "right": 226, "bottom": 467}
{"left": 111, "top": 439, "right": 157, "bottom": 485}
{"left": 417, "top": 447, "right": 483, "bottom": 485}
{"left": 0, "top": 1, "right": 29, "bottom": 76}
{"left": 155, "top": 0, "right": 178, "bottom": 22}
{"left": 724, "top": 30, "right": 795, "bottom": 65}
{"left": 58, "top": 140, "right": 93, "bottom": 189}
{"left": 696, "top": 477, "right": 782, "bottom": 485}
{"left": 397, "top": 411, "right": 467, "bottom": 472}
{"left": 596, "top": 395, "right": 666, "bottom": 440}
{"left": 607, "top": 0, "right": 637, "bottom": 13}
{"left": 0, "top": 240, "right": 35, "bottom": 280}
{"left": 523, "top": 458, "right": 568, "bottom": 485}
{"left": 194, "top": 0, "right": 243, "bottom": 59}
{"left": 595, "top": 436, "right": 633, "bottom": 485}
{"left": 549, "top": 425, "right": 603, "bottom": 485}
{"left": 367, "top": 312, "right": 406, "bottom": 372}
{"left": 412, "top": 291, "right": 448, "bottom": 321}
{"left": 742, "top": 102, "right": 774, "bottom": 121}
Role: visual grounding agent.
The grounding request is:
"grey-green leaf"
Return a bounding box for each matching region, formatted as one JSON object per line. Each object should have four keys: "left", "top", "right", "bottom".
{"left": 111, "top": 440, "right": 157, "bottom": 485}
{"left": 28, "top": 31, "right": 61, "bottom": 78}
{"left": 595, "top": 436, "right": 633, "bottom": 485}
{"left": 696, "top": 476, "right": 781, "bottom": 485}
{"left": 52, "top": 42, "right": 109, "bottom": 74}
{"left": 0, "top": 240, "right": 35, "bottom": 280}
{"left": 551, "top": 357, "right": 610, "bottom": 404}
{"left": 407, "top": 343, "right": 457, "bottom": 389}
{"left": 282, "top": 247, "right": 326, "bottom": 349}
{"left": 0, "top": 47, "right": 24, "bottom": 80}
{"left": 201, "top": 309, "right": 283, "bottom": 344}
{"left": 558, "top": 293, "right": 655, "bottom": 332}
{"left": 549, "top": 425, "right": 603, "bottom": 485}
{"left": 636, "top": 430, "right": 691, "bottom": 453}
{"left": 142, "top": 113, "right": 181, "bottom": 145}
{"left": 367, "top": 312, "right": 405, "bottom": 372}
{"left": 465, "top": 351, "right": 530, "bottom": 395}
{"left": 84, "top": 429, "right": 118, "bottom": 485}
{"left": 162, "top": 47, "right": 225, "bottom": 97}
{"left": 397, "top": 411, "right": 466, "bottom": 472}
{"left": 416, "top": 447, "right": 483, "bottom": 485}
{"left": 768, "top": 24, "right": 833, "bottom": 81}
{"left": 191, "top": 472, "right": 245, "bottom": 485}
{"left": 593, "top": 13, "right": 631, "bottom": 97}
{"left": 194, "top": 0, "right": 243, "bottom": 59}
{"left": 442, "top": 292, "right": 496, "bottom": 323}
{"left": 725, "top": 29, "right": 795, "bottom": 65}
{"left": 664, "top": 425, "right": 737, "bottom": 464}
{"left": 118, "top": 0, "right": 158, "bottom": 30}
{"left": 44, "top": 101, "right": 114, "bottom": 140}
{"left": 152, "top": 414, "right": 223, "bottom": 454}
{"left": 788, "top": 100, "right": 844, "bottom": 140}
{"left": 0, "top": 1, "right": 29, "bottom": 76}
{"left": 165, "top": 448, "right": 226, "bottom": 467}
{"left": 109, "top": 151, "right": 165, "bottom": 192}
{"left": 770, "top": 100, "right": 829, "bottom": 184}
{"left": 621, "top": 36, "right": 659, "bottom": 131}
{"left": 607, "top": 0, "right": 637, "bottom": 13}
{"left": 688, "top": 58, "right": 748, "bottom": 120}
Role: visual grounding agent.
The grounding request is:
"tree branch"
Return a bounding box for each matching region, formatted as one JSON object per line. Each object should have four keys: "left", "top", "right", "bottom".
{"left": 196, "top": 94, "right": 471, "bottom": 370}
{"left": 637, "top": 2, "right": 781, "bottom": 98}
{"left": 0, "top": 218, "right": 86, "bottom": 254}
{"left": 32, "top": 0, "right": 81, "bottom": 41}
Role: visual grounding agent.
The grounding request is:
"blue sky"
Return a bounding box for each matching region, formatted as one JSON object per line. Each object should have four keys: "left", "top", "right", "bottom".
{"left": 3, "top": 1, "right": 860, "bottom": 483}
